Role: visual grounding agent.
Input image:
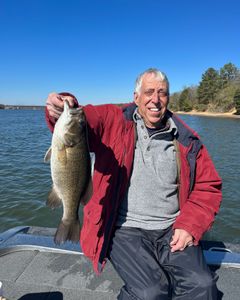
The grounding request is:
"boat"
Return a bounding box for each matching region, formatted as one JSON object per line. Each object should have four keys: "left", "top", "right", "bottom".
{"left": 0, "top": 226, "right": 239, "bottom": 299}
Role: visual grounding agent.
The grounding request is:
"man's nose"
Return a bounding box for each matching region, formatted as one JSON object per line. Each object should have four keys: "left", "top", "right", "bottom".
{"left": 151, "top": 92, "right": 160, "bottom": 103}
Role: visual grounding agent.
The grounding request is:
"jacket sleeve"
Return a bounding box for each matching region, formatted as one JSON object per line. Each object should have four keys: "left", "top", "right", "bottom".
{"left": 83, "top": 104, "right": 124, "bottom": 153}
{"left": 173, "top": 144, "right": 222, "bottom": 244}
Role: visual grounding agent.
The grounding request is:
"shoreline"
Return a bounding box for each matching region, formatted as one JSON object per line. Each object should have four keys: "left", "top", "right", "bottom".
{"left": 175, "top": 110, "right": 240, "bottom": 119}
{"left": 1, "top": 105, "right": 240, "bottom": 118}
{"left": 0, "top": 105, "right": 44, "bottom": 110}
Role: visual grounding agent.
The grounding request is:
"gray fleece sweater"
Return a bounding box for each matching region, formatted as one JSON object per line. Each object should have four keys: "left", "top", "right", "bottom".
{"left": 117, "top": 110, "right": 180, "bottom": 230}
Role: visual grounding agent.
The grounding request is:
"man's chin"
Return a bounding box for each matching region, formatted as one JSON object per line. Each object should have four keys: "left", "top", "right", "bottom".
{"left": 147, "top": 115, "right": 166, "bottom": 128}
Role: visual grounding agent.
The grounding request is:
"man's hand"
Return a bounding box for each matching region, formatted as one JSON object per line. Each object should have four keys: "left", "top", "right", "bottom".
{"left": 170, "top": 229, "right": 194, "bottom": 252}
{"left": 46, "top": 92, "right": 76, "bottom": 119}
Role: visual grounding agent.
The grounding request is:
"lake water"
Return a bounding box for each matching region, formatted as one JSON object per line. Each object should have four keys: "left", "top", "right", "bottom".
{"left": 0, "top": 109, "right": 239, "bottom": 243}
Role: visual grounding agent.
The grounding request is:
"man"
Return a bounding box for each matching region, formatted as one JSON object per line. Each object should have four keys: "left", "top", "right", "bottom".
{"left": 46, "top": 68, "right": 222, "bottom": 299}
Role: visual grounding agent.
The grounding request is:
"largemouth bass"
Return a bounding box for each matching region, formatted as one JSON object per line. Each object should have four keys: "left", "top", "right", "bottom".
{"left": 44, "top": 100, "right": 92, "bottom": 244}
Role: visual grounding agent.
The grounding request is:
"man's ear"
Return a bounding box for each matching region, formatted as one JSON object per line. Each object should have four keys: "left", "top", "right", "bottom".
{"left": 134, "top": 92, "right": 139, "bottom": 105}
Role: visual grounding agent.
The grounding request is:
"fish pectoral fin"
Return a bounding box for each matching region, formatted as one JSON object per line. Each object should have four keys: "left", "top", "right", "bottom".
{"left": 44, "top": 147, "right": 52, "bottom": 163}
{"left": 57, "top": 147, "right": 67, "bottom": 164}
{"left": 80, "top": 179, "right": 93, "bottom": 206}
{"left": 46, "top": 187, "right": 62, "bottom": 209}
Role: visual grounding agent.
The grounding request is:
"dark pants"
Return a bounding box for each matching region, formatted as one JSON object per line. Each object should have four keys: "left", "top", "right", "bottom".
{"left": 108, "top": 226, "right": 218, "bottom": 300}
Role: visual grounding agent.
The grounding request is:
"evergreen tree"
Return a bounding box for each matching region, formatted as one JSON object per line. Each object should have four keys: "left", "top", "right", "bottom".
{"left": 233, "top": 88, "right": 240, "bottom": 115}
{"left": 197, "top": 68, "right": 220, "bottom": 106}
{"left": 214, "top": 85, "right": 237, "bottom": 112}
{"left": 170, "top": 62, "right": 239, "bottom": 113}
{"left": 169, "top": 92, "right": 180, "bottom": 111}
{"left": 179, "top": 88, "right": 192, "bottom": 111}
{"left": 219, "top": 63, "right": 239, "bottom": 88}
{"left": 188, "top": 85, "right": 198, "bottom": 108}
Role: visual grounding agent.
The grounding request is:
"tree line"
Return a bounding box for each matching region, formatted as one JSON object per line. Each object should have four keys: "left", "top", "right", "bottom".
{"left": 169, "top": 62, "right": 240, "bottom": 114}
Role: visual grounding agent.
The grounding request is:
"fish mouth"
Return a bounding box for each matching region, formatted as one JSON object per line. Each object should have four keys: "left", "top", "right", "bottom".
{"left": 64, "top": 107, "right": 86, "bottom": 126}
{"left": 69, "top": 107, "right": 83, "bottom": 115}
{"left": 63, "top": 100, "right": 83, "bottom": 116}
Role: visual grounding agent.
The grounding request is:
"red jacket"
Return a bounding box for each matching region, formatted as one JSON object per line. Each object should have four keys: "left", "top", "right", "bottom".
{"left": 46, "top": 101, "right": 222, "bottom": 274}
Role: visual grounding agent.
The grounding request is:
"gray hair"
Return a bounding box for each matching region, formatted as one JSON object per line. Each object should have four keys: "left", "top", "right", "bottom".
{"left": 135, "top": 68, "right": 169, "bottom": 94}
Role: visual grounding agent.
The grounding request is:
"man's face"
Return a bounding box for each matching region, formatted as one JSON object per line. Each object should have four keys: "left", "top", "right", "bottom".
{"left": 134, "top": 73, "right": 169, "bottom": 128}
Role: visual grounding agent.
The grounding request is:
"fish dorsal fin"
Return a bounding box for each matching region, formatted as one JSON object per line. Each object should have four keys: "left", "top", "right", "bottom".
{"left": 44, "top": 147, "right": 52, "bottom": 163}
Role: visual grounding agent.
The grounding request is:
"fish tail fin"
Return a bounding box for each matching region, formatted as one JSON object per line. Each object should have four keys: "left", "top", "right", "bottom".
{"left": 46, "top": 187, "right": 62, "bottom": 208}
{"left": 54, "top": 219, "right": 81, "bottom": 245}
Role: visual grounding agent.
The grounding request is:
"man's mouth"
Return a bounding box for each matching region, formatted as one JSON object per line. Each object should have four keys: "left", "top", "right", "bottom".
{"left": 149, "top": 107, "right": 161, "bottom": 112}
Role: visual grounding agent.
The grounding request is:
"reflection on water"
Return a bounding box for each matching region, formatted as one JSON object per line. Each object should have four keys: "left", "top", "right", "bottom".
{"left": 0, "top": 110, "right": 239, "bottom": 243}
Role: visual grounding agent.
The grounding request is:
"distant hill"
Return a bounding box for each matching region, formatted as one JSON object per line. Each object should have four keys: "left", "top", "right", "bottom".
{"left": 0, "top": 105, "right": 45, "bottom": 110}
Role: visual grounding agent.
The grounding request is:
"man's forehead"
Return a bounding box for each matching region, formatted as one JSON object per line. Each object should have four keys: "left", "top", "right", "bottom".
{"left": 141, "top": 74, "right": 168, "bottom": 89}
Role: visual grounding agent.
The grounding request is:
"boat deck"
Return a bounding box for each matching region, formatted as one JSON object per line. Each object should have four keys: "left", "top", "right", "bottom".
{"left": 0, "top": 226, "right": 240, "bottom": 300}
{"left": 0, "top": 247, "right": 122, "bottom": 299}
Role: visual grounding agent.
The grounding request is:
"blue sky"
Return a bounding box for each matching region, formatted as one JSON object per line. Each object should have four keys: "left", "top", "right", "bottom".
{"left": 0, "top": 0, "right": 239, "bottom": 105}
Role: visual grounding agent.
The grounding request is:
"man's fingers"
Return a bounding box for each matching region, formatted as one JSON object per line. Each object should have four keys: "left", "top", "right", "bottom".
{"left": 170, "top": 230, "right": 179, "bottom": 246}
{"left": 46, "top": 92, "right": 65, "bottom": 119}
{"left": 171, "top": 239, "right": 185, "bottom": 252}
{"left": 187, "top": 241, "right": 194, "bottom": 247}
{"left": 61, "top": 96, "right": 75, "bottom": 107}
{"left": 48, "top": 107, "right": 61, "bottom": 119}
{"left": 46, "top": 103, "right": 62, "bottom": 119}
{"left": 170, "top": 229, "right": 194, "bottom": 252}
{"left": 171, "top": 239, "right": 193, "bottom": 252}
{"left": 46, "top": 92, "right": 77, "bottom": 119}
{"left": 46, "top": 92, "right": 64, "bottom": 108}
